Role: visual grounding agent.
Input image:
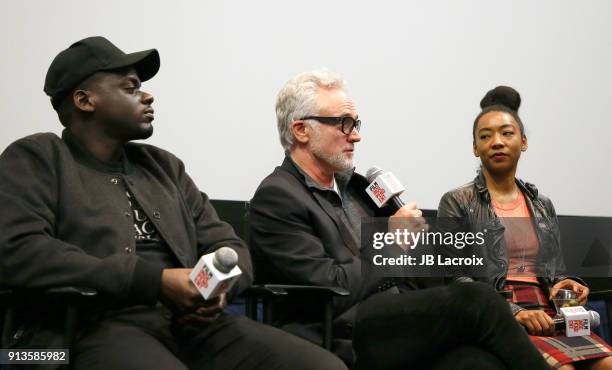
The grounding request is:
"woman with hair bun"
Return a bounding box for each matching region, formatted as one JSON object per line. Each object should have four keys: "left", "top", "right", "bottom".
{"left": 437, "top": 86, "right": 612, "bottom": 369}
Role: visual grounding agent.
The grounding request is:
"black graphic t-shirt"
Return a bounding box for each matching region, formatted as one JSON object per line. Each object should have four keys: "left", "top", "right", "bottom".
{"left": 126, "top": 190, "right": 180, "bottom": 269}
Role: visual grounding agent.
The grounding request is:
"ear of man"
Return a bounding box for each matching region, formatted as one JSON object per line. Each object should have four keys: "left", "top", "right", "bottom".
{"left": 73, "top": 89, "right": 96, "bottom": 113}
{"left": 55, "top": 72, "right": 106, "bottom": 127}
{"left": 291, "top": 120, "right": 314, "bottom": 144}
{"left": 71, "top": 72, "right": 109, "bottom": 113}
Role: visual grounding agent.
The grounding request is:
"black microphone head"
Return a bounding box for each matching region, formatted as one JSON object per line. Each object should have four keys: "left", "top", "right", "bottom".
{"left": 213, "top": 247, "right": 238, "bottom": 273}
{"left": 366, "top": 167, "right": 384, "bottom": 183}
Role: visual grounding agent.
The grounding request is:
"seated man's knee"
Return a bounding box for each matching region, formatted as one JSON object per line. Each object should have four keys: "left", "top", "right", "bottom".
{"left": 450, "top": 282, "right": 508, "bottom": 313}
{"left": 226, "top": 316, "right": 347, "bottom": 370}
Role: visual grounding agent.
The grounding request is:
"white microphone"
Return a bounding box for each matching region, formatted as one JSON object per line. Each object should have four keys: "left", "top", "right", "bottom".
{"left": 190, "top": 246, "right": 242, "bottom": 300}
{"left": 365, "top": 167, "right": 405, "bottom": 210}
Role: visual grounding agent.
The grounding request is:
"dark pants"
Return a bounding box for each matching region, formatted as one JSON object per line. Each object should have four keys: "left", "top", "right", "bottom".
{"left": 353, "top": 282, "right": 550, "bottom": 370}
{"left": 73, "top": 306, "right": 346, "bottom": 370}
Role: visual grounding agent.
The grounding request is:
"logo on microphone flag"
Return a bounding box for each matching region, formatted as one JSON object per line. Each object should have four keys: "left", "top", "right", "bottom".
{"left": 365, "top": 172, "right": 405, "bottom": 207}
{"left": 561, "top": 306, "right": 591, "bottom": 337}
{"left": 190, "top": 253, "right": 242, "bottom": 300}
{"left": 193, "top": 267, "right": 212, "bottom": 289}
{"left": 369, "top": 182, "right": 386, "bottom": 203}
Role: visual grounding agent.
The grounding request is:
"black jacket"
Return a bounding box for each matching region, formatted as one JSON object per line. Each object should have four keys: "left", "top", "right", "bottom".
{"left": 437, "top": 171, "right": 582, "bottom": 314}
{"left": 0, "top": 130, "right": 252, "bottom": 350}
{"left": 248, "top": 156, "right": 395, "bottom": 320}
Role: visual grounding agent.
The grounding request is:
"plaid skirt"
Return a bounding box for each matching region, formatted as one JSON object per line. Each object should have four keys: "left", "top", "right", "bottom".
{"left": 504, "top": 282, "right": 612, "bottom": 369}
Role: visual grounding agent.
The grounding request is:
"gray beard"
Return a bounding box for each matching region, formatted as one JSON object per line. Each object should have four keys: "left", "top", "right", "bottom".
{"left": 310, "top": 127, "right": 353, "bottom": 172}
{"left": 313, "top": 148, "right": 353, "bottom": 172}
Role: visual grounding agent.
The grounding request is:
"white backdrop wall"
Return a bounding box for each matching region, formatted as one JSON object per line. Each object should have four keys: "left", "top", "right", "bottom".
{"left": 1, "top": 0, "right": 610, "bottom": 216}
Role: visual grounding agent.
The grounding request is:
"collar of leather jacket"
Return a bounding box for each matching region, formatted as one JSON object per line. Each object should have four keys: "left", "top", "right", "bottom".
{"left": 473, "top": 169, "right": 539, "bottom": 204}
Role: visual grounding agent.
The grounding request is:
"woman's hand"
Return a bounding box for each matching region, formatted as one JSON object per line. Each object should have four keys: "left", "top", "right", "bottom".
{"left": 549, "top": 279, "right": 589, "bottom": 306}
{"left": 515, "top": 310, "right": 555, "bottom": 336}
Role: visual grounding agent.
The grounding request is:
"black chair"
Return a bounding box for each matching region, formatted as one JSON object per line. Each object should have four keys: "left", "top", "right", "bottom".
{"left": 578, "top": 277, "right": 612, "bottom": 342}
{"left": 557, "top": 215, "right": 612, "bottom": 341}
{"left": 0, "top": 286, "right": 97, "bottom": 369}
{"left": 210, "top": 198, "right": 349, "bottom": 350}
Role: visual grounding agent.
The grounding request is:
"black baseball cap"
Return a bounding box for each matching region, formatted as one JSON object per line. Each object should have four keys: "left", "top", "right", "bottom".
{"left": 44, "top": 36, "right": 160, "bottom": 107}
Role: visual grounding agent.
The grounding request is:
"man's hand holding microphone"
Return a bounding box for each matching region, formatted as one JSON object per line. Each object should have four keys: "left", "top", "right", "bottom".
{"left": 365, "top": 167, "right": 428, "bottom": 250}
{"left": 160, "top": 246, "right": 241, "bottom": 326}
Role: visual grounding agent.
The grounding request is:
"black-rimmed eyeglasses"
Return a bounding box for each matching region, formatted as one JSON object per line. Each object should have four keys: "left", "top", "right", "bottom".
{"left": 301, "top": 116, "right": 361, "bottom": 135}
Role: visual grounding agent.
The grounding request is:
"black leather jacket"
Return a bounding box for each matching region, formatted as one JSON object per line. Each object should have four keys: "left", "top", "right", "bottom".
{"left": 437, "top": 171, "right": 583, "bottom": 315}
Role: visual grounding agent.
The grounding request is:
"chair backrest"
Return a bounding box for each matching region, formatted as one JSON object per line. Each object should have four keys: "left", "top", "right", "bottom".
{"left": 557, "top": 215, "right": 612, "bottom": 282}
{"left": 209, "top": 198, "right": 286, "bottom": 287}
{"left": 209, "top": 199, "right": 251, "bottom": 316}
{"left": 210, "top": 199, "right": 250, "bottom": 242}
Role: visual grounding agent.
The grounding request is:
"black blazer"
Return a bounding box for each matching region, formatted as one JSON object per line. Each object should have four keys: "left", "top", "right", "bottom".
{"left": 248, "top": 156, "right": 393, "bottom": 320}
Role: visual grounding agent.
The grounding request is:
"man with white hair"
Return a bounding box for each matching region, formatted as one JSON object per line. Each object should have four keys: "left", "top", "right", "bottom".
{"left": 249, "top": 69, "right": 551, "bottom": 370}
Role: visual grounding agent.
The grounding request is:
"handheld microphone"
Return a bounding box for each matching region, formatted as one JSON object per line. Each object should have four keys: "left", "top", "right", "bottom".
{"left": 365, "top": 167, "right": 405, "bottom": 210}
{"left": 555, "top": 307, "right": 600, "bottom": 337}
{"left": 190, "top": 246, "right": 242, "bottom": 300}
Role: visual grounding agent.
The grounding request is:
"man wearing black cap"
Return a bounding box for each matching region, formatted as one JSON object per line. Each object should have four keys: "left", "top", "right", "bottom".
{"left": 0, "top": 37, "right": 346, "bottom": 370}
